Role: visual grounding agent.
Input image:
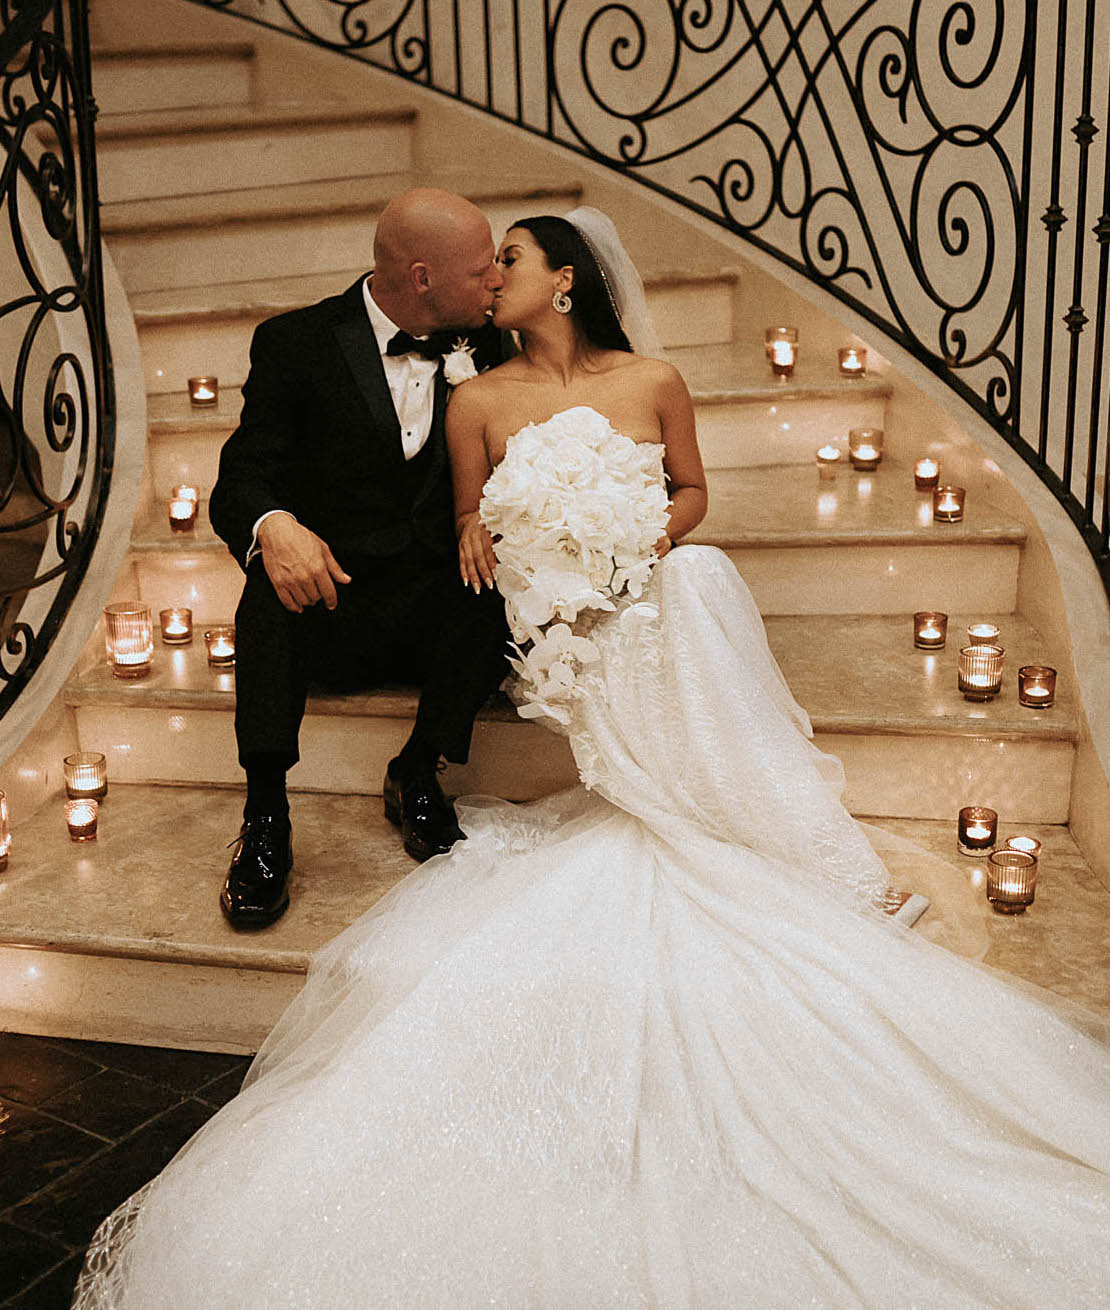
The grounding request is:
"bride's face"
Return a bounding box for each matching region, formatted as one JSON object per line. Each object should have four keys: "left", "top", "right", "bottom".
{"left": 492, "top": 228, "right": 571, "bottom": 331}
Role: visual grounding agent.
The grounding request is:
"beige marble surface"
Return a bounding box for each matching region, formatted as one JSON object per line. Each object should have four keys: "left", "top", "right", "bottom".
{"left": 1, "top": 785, "right": 1106, "bottom": 1019}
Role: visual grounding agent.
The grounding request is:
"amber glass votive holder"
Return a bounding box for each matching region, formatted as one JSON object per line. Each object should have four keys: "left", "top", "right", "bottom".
{"left": 913, "top": 611, "right": 948, "bottom": 649}
{"left": 1004, "top": 835, "right": 1042, "bottom": 860}
{"left": 958, "top": 644, "right": 1004, "bottom": 701}
{"left": 64, "top": 751, "right": 107, "bottom": 802}
{"left": 160, "top": 607, "right": 193, "bottom": 645}
{"left": 986, "top": 849, "right": 1037, "bottom": 913}
{"left": 848, "top": 427, "right": 883, "bottom": 470}
{"left": 103, "top": 603, "right": 153, "bottom": 679}
{"left": 0, "top": 790, "right": 10, "bottom": 872}
{"left": 65, "top": 798, "right": 98, "bottom": 842}
{"left": 765, "top": 326, "right": 798, "bottom": 378}
{"left": 204, "top": 625, "right": 236, "bottom": 668}
{"left": 958, "top": 806, "right": 998, "bottom": 855}
{"left": 168, "top": 485, "right": 199, "bottom": 532}
{"left": 914, "top": 458, "right": 940, "bottom": 491}
{"left": 816, "top": 444, "right": 840, "bottom": 481}
{"left": 187, "top": 376, "right": 218, "bottom": 406}
{"left": 966, "top": 622, "right": 1001, "bottom": 646}
{"left": 933, "top": 485, "right": 966, "bottom": 522}
{"left": 838, "top": 346, "right": 866, "bottom": 377}
{"left": 1018, "top": 665, "right": 1057, "bottom": 708}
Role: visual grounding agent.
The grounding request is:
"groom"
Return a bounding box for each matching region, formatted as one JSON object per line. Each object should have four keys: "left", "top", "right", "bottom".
{"left": 208, "top": 188, "right": 511, "bottom": 928}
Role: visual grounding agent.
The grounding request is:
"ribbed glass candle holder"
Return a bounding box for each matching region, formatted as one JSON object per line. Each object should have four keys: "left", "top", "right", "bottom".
{"left": 103, "top": 603, "right": 153, "bottom": 679}
{"left": 764, "top": 326, "right": 798, "bottom": 378}
{"left": 932, "top": 485, "right": 966, "bottom": 521}
{"left": 986, "top": 849, "right": 1037, "bottom": 913}
{"left": 848, "top": 427, "right": 883, "bottom": 470}
{"left": 913, "top": 611, "right": 948, "bottom": 649}
{"left": 1018, "top": 665, "right": 1056, "bottom": 708}
{"left": 0, "top": 790, "right": 10, "bottom": 871}
{"left": 64, "top": 751, "right": 107, "bottom": 801}
{"left": 958, "top": 644, "right": 1004, "bottom": 701}
{"left": 958, "top": 806, "right": 998, "bottom": 855}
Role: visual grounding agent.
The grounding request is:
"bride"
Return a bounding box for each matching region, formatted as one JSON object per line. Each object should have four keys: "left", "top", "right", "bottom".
{"left": 74, "top": 209, "right": 1110, "bottom": 1308}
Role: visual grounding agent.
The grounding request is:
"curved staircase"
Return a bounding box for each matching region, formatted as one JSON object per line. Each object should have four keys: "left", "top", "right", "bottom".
{"left": 1, "top": 13, "right": 1107, "bottom": 1053}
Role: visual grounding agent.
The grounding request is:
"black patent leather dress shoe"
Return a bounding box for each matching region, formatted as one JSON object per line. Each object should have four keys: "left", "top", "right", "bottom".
{"left": 220, "top": 813, "right": 293, "bottom": 928}
{"left": 383, "top": 758, "right": 466, "bottom": 862}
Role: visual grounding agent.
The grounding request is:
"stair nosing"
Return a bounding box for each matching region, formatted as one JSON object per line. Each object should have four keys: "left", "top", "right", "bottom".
{"left": 95, "top": 102, "right": 416, "bottom": 142}
{"left": 92, "top": 42, "right": 257, "bottom": 62}
{"left": 0, "top": 926, "right": 309, "bottom": 975}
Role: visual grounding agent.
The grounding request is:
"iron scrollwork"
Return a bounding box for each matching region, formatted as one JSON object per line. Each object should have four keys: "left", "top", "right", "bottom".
{"left": 0, "top": 0, "right": 113, "bottom": 715}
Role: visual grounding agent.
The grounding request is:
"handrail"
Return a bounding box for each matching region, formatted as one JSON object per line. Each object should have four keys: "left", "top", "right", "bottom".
{"left": 0, "top": 0, "right": 114, "bottom": 718}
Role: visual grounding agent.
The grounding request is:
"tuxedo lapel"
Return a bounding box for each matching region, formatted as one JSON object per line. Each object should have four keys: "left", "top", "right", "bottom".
{"left": 331, "top": 279, "right": 403, "bottom": 464}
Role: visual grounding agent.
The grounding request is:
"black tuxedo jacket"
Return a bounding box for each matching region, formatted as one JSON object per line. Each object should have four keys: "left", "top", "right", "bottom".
{"left": 209, "top": 275, "right": 507, "bottom": 572}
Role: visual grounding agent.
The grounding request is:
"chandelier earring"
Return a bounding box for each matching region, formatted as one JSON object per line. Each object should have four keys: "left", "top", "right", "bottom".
{"left": 552, "top": 289, "right": 573, "bottom": 315}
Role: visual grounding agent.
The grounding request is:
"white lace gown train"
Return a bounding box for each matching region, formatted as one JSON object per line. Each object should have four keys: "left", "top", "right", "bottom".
{"left": 74, "top": 546, "right": 1110, "bottom": 1309}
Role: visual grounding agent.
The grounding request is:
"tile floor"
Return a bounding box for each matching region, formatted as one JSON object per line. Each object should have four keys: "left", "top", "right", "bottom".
{"left": 0, "top": 1032, "right": 249, "bottom": 1308}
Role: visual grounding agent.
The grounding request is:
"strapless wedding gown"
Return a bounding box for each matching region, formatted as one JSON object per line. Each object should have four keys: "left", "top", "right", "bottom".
{"left": 75, "top": 411, "right": 1110, "bottom": 1309}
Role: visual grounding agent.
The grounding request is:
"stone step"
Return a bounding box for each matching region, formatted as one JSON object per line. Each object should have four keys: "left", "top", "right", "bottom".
{"left": 92, "top": 44, "right": 257, "bottom": 115}
{"left": 0, "top": 786, "right": 1102, "bottom": 1051}
{"left": 96, "top": 102, "right": 416, "bottom": 205}
{"left": 105, "top": 175, "right": 581, "bottom": 295}
{"left": 65, "top": 610, "right": 1070, "bottom": 822}
{"left": 122, "top": 463, "right": 1024, "bottom": 619}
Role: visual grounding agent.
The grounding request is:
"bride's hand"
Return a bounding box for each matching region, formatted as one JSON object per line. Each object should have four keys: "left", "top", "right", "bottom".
{"left": 458, "top": 513, "right": 498, "bottom": 593}
{"left": 654, "top": 533, "right": 673, "bottom": 559}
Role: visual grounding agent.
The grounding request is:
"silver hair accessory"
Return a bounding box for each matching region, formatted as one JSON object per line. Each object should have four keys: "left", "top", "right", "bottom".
{"left": 562, "top": 206, "right": 664, "bottom": 358}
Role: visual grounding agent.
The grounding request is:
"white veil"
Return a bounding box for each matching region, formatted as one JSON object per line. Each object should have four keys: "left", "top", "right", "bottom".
{"left": 563, "top": 206, "right": 664, "bottom": 359}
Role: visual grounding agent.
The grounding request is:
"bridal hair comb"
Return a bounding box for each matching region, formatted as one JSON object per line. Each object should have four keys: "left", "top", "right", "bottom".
{"left": 572, "top": 224, "right": 621, "bottom": 323}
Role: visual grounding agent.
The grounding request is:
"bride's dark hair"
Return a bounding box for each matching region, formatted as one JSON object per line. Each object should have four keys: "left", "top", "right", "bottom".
{"left": 511, "top": 215, "right": 632, "bottom": 353}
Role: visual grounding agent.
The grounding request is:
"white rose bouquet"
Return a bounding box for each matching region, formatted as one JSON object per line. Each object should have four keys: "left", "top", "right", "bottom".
{"left": 479, "top": 406, "right": 670, "bottom": 725}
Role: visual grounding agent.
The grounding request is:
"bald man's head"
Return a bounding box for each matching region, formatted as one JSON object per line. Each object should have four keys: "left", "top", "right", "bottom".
{"left": 371, "top": 188, "right": 501, "bottom": 333}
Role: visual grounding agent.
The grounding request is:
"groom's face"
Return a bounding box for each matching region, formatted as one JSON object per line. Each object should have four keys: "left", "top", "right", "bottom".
{"left": 424, "top": 231, "right": 502, "bottom": 332}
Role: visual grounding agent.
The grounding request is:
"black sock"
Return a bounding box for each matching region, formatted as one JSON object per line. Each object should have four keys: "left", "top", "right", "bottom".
{"left": 244, "top": 755, "right": 289, "bottom": 821}
{"left": 396, "top": 733, "right": 440, "bottom": 776}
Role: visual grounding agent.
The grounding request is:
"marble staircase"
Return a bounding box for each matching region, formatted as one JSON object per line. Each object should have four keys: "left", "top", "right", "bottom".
{"left": 0, "top": 26, "right": 1104, "bottom": 1051}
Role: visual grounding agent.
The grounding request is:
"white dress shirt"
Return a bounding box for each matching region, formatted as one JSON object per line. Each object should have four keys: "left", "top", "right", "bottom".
{"left": 247, "top": 277, "right": 439, "bottom": 563}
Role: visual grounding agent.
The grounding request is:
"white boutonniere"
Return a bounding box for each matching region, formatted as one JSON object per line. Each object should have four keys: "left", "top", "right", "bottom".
{"left": 443, "top": 338, "right": 478, "bottom": 386}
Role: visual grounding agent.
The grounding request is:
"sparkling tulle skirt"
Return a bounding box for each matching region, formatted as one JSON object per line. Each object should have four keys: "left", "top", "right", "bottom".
{"left": 75, "top": 548, "right": 1110, "bottom": 1308}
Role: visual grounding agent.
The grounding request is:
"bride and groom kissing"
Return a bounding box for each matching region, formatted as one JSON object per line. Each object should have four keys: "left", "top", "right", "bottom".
{"left": 210, "top": 184, "right": 703, "bottom": 928}
{"left": 75, "top": 190, "right": 1110, "bottom": 1307}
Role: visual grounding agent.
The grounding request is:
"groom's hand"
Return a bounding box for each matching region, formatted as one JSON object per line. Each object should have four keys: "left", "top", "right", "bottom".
{"left": 258, "top": 512, "right": 351, "bottom": 613}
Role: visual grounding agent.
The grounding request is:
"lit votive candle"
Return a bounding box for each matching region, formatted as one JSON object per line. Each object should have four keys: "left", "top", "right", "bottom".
{"left": 168, "top": 484, "right": 199, "bottom": 532}
{"left": 205, "top": 625, "right": 236, "bottom": 668}
{"left": 932, "top": 485, "right": 966, "bottom": 522}
{"left": 65, "top": 798, "right": 99, "bottom": 842}
{"left": 1004, "top": 835, "right": 1042, "bottom": 860}
{"left": 103, "top": 603, "right": 154, "bottom": 679}
{"left": 914, "top": 458, "right": 940, "bottom": 491}
{"left": 986, "top": 848, "right": 1037, "bottom": 913}
{"left": 848, "top": 427, "right": 883, "bottom": 470}
{"left": 63, "top": 751, "right": 107, "bottom": 801}
{"left": 958, "top": 644, "right": 1004, "bottom": 701}
{"left": 187, "top": 376, "right": 218, "bottom": 406}
{"left": 0, "top": 790, "right": 10, "bottom": 872}
{"left": 765, "top": 327, "right": 798, "bottom": 379}
{"left": 816, "top": 444, "right": 841, "bottom": 481}
{"left": 838, "top": 346, "right": 866, "bottom": 377}
{"left": 958, "top": 805, "right": 998, "bottom": 855}
{"left": 913, "top": 611, "right": 948, "bottom": 649}
{"left": 1018, "top": 665, "right": 1057, "bottom": 708}
{"left": 966, "top": 622, "right": 1001, "bottom": 646}
{"left": 160, "top": 607, "right": 193, "bottom": 645}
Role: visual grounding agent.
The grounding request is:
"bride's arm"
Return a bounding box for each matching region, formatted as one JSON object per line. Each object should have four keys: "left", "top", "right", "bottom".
{"left": 656, "top": 363, "right": 708, "bottom": 552}
{"left": 446, "top": 380, "right": 498, "bottom": 592}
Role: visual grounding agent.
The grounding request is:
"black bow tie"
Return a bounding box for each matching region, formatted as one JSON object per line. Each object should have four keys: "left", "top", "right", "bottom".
{"left": 385, "top": 329, "right": 459, "bottom": 360}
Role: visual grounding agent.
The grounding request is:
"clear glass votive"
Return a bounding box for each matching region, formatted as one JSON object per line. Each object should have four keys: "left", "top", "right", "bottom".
{"left": 913, "top": 612, "right": 948, "bottom": 649}
{"left": 187, "top": 376, "right": 218, "bottom": 406}
{"left": 168, "top": 485, "right": 199, "bottom": 532}
{"left": 64, "top": 751, "right": 107, "bottom": 801}
{"left": 848, "top": 427, "right": 883, "bottom": 470}
{"left": 1004, "top": 835, "right": 1042, "bottom": 859}
{"left": 986, "top": 848, "right": 1037, "bottom": 913}
{"left": 816, "top": 444, "right": 840, "bottom": 481}
{"left": 914, "top": 458, "right": 940, "bottom": 491}
{"left": 765, "top": 326, "right": 798, "bottom": 378}
{"left": 0, "top": 790, "right": 10, "bottom": 871}
{"left": 1018, "top": 665, "right": 1057, "bottom": 708}
{"left": 65, "top": 798, "right": 98, "bottom": 842}
{"left": 103, "top": 603, "right": 154, "bottom": 679}
{"left": 933, "top": 485, "right": 966, "bottom": 522}
{"left": 204, "top": 625, "right": 236, "bottom": 668}
{"left": 958, "top": 644, "right": 1004, "bottom": 700}
{"left": 160, "top": 607, "right": 193, "bottom": 645}
{"left": 966, "top": 622, "right": 1001, "bottom": 646}
{"left": 958, "top": 805, "right": 998, "bottom": 855}
{"left": 838, "top": 347, "right": 866, "bottom": 377}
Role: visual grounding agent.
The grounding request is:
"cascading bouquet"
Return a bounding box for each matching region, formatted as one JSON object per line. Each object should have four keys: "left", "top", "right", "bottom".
{"left": 479, "top": 406, "right": 671, "bottom": 726}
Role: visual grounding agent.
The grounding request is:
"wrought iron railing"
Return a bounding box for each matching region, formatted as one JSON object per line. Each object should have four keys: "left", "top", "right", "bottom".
{"left": 187, "top": 0, "right": 1110, "bottom": 595}
{"left": 0, "top": 0, "right": 113, "bottom": 717}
